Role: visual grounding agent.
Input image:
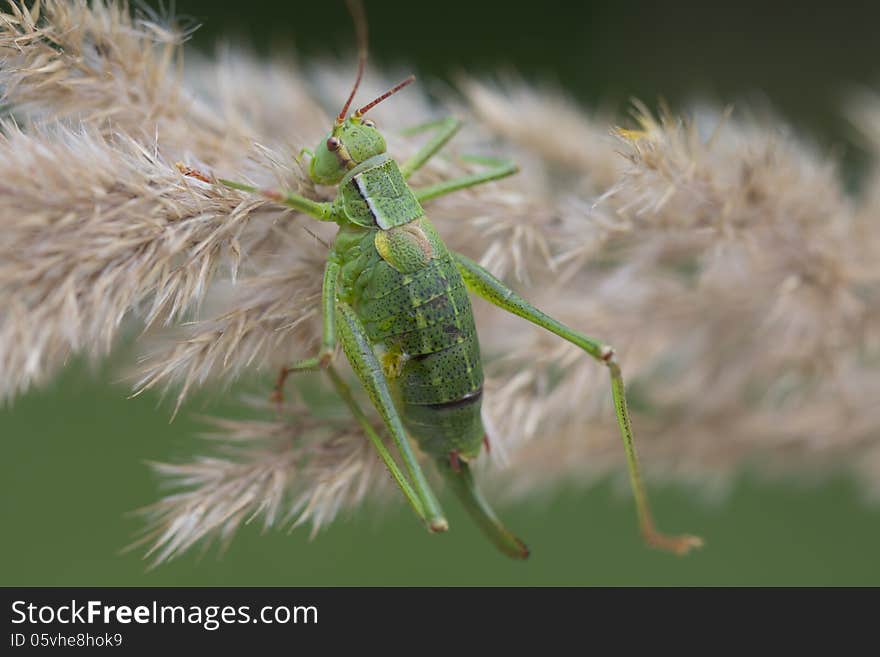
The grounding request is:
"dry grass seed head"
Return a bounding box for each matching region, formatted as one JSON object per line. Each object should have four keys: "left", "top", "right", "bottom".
{"left": 2, "top": 1, "right": 880, "bottom": 561}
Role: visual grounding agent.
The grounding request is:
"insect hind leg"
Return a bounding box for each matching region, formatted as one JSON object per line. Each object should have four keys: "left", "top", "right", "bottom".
{"left": 324, "top": 364, "right": 428, "bottom": 524}
{"left": 336, "top": 302, "right": 448, "bottom": 533}
{"left": 452, "top": 251, "right": 703, "bottom": 556}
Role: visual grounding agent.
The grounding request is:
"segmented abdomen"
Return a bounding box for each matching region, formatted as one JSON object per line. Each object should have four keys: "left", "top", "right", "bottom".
{"left": 356, "top": 254, "right": 485, "bottom": 458}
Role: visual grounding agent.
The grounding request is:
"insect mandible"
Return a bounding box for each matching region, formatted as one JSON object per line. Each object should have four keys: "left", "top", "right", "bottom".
{"left": 178, "top": 0, "right": 703, "bottom": 559}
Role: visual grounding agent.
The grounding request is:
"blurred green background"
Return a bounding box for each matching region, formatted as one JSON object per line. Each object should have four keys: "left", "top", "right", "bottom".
{"left": 3, "top": 0, "right": 880, "bottom": 586}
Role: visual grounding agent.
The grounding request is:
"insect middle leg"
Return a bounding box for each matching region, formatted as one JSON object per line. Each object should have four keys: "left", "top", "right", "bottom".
{"left": 452, "top": 252, "right": 703, "bottom": 556}
{"left": 272, "top": 259, "right": 340, "bottom": 407}
{"left": 413, "top": 155, "right": 518, "bottom": 203}
{"left": 399, "top": 117, "right": 517, "bottom": 197}
{"left": 398, "top": 117, "right": 519, "bottom": 195}
{"left": 399, "top": 117, "right": 463, "bottom": 179}
{"left": 336, "top": 302, "right": 448, "bottom": 533}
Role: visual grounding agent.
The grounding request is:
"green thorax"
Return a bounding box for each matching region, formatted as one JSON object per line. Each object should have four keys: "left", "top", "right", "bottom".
{"left": 340, "top": 154, "right": 425, "bottom": 229}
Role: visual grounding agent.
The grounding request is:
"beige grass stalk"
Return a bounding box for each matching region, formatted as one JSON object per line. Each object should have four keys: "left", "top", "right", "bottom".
{"left": 2, "top": 1, "right": 879, "bottom": 562}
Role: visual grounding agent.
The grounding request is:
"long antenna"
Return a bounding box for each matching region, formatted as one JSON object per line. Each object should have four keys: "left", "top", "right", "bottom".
{"left": 355, "top": 75, "right": 416, "bottom": 116}
{"left": 337, "top": 0, "right": 369, "bottom": 124}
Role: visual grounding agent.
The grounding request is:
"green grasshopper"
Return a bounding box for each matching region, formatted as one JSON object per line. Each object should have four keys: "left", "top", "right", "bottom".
{"left": 179, "top": 0, "right": 702, "bottom": 559}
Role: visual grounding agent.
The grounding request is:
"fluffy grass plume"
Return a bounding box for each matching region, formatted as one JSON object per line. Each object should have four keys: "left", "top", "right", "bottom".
{"left": 1, "top": 1, "right": 879, "bottom": 562}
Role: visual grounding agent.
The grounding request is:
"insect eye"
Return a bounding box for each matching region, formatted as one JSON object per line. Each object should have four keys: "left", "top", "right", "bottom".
{"left": 362, "top": 119, "right": 376, "bottom": 128}
{"left": 326, "top": 136, "right": 341, "bottom": 151}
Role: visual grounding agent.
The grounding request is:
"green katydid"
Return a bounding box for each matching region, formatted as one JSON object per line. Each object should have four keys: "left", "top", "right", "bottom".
{"left": 178, "top": 0, "right": 702, "bottom": 559}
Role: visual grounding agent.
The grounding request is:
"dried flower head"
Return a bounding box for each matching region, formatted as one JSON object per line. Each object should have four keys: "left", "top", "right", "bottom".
{"left": 2, "top": 1, "right": 879, "bottom": 563}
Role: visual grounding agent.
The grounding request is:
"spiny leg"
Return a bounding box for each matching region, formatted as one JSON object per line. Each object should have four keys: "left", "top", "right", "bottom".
{"left": 272, "top": 259, "right": 340, "bottom": 408}
{"left": 336, "top": 302, "right": 448, "bottom": 533}
{"left": 413, "top": 155, "right": 518, "bottom": 203}
{"left": 175, "top": 163, "right": 333, "bottom": 221}
{"left": 453, "top": 252, "right": 703, "bottom": 556}
{"left": 325, "top": 364, "right": 426, "bottom": 522}
{"left": 399, "top": 117, "right": 463, "bottom": 179}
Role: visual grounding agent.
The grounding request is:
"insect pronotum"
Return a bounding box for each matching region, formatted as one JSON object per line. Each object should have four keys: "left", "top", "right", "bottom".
{"left": 178, "top": 0, "right": 703, "bottom": 559}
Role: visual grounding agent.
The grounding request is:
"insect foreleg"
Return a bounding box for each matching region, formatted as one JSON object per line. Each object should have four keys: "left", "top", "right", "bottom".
{"left": 336, "top": 302, "right": 449, "bottom": 533}
{"left": 413, "top": 155, "right": 518, "bottom": 203}
{"left": 175, "top": 163, "right": 333, "bottom": 221}
{"left": 452, "top": 252, "right": 704, "bottom": 556}
{"left": 399, "top": 117, "right": 463, "bottom": 179}
{"left": 218, "top": 178, "right": 333, "bottom": 221}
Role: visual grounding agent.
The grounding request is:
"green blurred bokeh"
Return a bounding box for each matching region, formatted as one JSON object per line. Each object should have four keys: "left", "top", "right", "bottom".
{"left": 2, "top": 0, "right": 880, "bottom": 585}
{"left": 3, "top": 358, "right": 880, "bottom": 586}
